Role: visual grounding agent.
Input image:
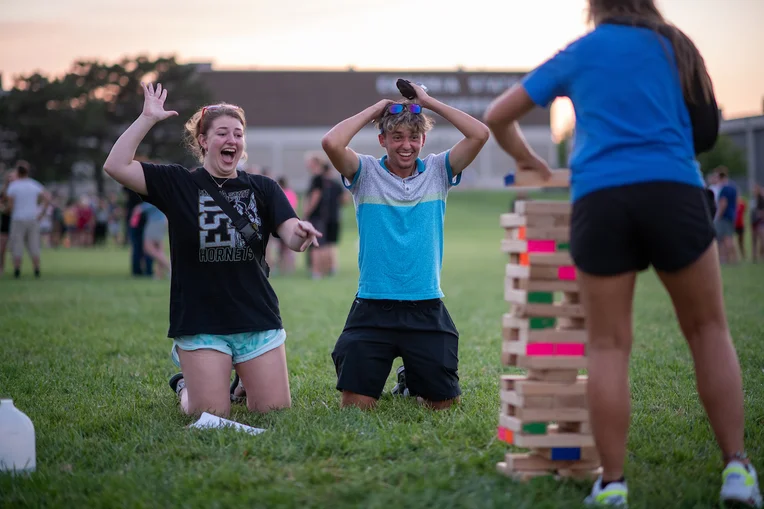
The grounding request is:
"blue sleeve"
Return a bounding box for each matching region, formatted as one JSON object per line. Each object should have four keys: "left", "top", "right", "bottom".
{"left": 521, "top": 43, "right": 579, "bottom": 108}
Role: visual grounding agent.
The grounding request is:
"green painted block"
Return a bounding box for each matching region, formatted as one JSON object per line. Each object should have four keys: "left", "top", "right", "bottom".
{"left": 530, "top": 317, "right": 556, "bottom": 329}
{"left": 557, "top": 242, "right": 570, "bottom": 251}
{"left": 523, "top": 422, "right": 548, "bottom": 435}
{"left": 528, "top": 292, "right": 553, "bottom": 304}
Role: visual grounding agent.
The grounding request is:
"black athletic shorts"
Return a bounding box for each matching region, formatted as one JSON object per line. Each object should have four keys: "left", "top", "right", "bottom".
{"left": 312, "top": 220, "right": 340, "bottom": 246}
{"left": 331, "top": 297, "right": 461, "bottom": 402}
{"left": 570, "top": 181, "right": 716, "bottom": 275}
{"left": 0, "top": 213, "right": 9, "bottom": 234}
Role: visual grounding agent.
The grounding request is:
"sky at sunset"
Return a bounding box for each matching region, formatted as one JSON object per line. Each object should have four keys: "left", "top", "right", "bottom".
{"left": 2, "top": 0, "right": 762, "bottom": 134}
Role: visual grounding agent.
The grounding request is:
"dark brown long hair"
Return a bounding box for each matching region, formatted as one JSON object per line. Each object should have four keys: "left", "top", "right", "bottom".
{"left": 587, "top": 0, "right": 714, "bottom": 104}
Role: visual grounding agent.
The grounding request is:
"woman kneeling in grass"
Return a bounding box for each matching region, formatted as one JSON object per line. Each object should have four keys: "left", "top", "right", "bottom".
{"left": 104, "top": 82, "right": 321, "bottom": 417}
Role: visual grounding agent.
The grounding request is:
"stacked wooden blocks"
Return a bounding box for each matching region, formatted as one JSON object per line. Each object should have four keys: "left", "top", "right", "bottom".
{"left": 496, "top": 171, "right": 601, "bottom": 481}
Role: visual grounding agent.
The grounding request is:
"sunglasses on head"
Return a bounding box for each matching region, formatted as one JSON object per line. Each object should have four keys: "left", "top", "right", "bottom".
{"left": 388, "top": 103, "right": 422, "bottom": 115}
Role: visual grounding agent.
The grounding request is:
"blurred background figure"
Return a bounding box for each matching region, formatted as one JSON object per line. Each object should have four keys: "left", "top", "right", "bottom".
{"left": 0, "top": 164, "right": 17, "bottom": 275}
{"left": 130, "top": 201, "right": 169, "bottom": 279}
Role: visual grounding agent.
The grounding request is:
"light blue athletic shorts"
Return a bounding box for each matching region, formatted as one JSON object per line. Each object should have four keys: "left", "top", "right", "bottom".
{"left": 171, "top": 329, "right": 286, "bottom": 367}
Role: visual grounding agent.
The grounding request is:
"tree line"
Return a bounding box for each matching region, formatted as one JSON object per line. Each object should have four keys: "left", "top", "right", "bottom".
{"left": 0, "top": 55, "right": 212, "bottom": 194}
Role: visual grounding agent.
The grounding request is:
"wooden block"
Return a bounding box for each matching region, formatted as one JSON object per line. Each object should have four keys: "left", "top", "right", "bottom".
{"left": 506, "top": 170, "right": 570, "bottom": 188}
{"left": 515, "top": 200, "right": 572, "bottom": 216}
{"left": 502, "top": 315, "right": 588, "bottom": 345}
{"left": 503, "top": 341, "right": 587, "bottom": 358}
{"left": 528, "top": 369, "right": 580, "bottom": 383}
{"left": 500, "top": 374, "right": 588, "bottom": 395}
{"left": 501, "top": 391, "right": 556, "bottom": 409}
{"left": 536, "top": 446, "right": 599, "bottom": 462}
{"left": 556, "top": 395, "right": 587, "bottom": 408}
{"left": 524, "top": 227, "right": 570, "bottom": 243}
{"left": 500, "top": 401, "right": 589, "bottom": 423}
{"left": 506, "top": 264, "right": 559, "bottom": 281}
{"left": 557, "top": 468, "right": 603, "bottom": 481}
{"left": 504, "top": 453, "right": 600, "bottom": 472}
{"left": 499, "top": 416, "right": 548, "bottom": 434}
{"left": 500, "top": 213, "right": 527, "bottom": 229}
{"left": 499, "top": 416, "right": 594, "bottom": 447}
{"left": 512, "top": 303, "right": 585, "bottom": 319}
{"left": 496, "top": 462, "right": 553, "bottom": 481}
{"left": 512, "top": 278, "right": 580, "bottom": 293}
{"left": 557, "top": 317, "right": 587, "bottom": 330}
{"left": 528, "top": 252, "right": 574, "bottom": 266}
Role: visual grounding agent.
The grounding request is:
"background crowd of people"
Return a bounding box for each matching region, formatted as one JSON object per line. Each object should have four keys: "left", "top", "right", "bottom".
{"left": 0, "top": 152, "right": 350, "bottom": 279}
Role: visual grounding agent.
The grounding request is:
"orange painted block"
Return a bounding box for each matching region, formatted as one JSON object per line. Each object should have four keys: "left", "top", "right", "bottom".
{"left": 498, "top": 426, "right": 515, "bottom": 445}
{"left": 520, "top": 253, "right": 530, "bottom": 266}
{"left": 518, "top": 226, "right": 526, "bottom": 240}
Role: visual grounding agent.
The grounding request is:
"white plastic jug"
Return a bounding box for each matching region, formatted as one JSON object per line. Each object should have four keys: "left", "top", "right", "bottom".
{"left": 0, "top": 398, "right": 36, "bottom": 474}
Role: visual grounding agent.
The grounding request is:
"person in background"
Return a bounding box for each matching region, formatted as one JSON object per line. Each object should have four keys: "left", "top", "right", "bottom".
{"left": 131, "top": 201, "right": 170, "bottom": 279}
{"left": 6, "top": 160, "right": 51, "bottom": 278}
{"left": 734, "top": 196, "right": 746, "bottom": 260}
{"left": 751, "top": 183, "right": 764, "bottom": 262}
{"left": 0, "top": 166, "right": 17, "bottom": 275}
{"left": 275, "top": 176, "right": 299, "bottom": 274}
{"left": 714, "top": 169, "right": 738, "bottom": 264}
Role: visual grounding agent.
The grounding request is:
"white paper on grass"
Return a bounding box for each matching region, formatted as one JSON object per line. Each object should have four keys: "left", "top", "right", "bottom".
{"left": 189, "top": 412, "right": 267, "bottom": 436}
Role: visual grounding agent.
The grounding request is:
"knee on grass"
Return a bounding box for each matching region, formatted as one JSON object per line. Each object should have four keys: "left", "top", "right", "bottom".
{"left": 417, "top": 396, "right": 460, "bottom": 411}
{"left": 340, "top": 391, "right": 377, "bottom": 410}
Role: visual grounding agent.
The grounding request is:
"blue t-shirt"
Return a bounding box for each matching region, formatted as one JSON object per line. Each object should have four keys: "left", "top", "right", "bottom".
{"left": 718, "top": 184, "right": 737, "bottom": 222}
{"left": 521, "top": 23, "right": 705, "bottom": 202}
{"left": 343, "top": 151, "right": 460, "bottom": 300}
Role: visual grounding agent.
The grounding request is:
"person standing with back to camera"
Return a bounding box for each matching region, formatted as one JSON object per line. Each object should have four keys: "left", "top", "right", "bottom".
{"left": 483, "top": 0, "right": 761, "bottom": 507}
{"left": 103, "top": 82, "right": 321, "bottom": 417}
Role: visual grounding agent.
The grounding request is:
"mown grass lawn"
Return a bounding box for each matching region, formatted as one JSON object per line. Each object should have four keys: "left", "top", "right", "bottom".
{"left": 1, "top": 190, "right": 762, "bottom": 508}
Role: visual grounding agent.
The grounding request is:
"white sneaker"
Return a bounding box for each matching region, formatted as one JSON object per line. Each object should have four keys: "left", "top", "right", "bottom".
{"left": 584, "top": 475, "right": 628, "bottom": 507}
{"left": 721, "top": 461, "right": 762, "bottom": 508}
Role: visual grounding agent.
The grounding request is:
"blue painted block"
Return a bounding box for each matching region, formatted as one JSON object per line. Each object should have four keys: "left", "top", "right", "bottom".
{"left": 551, "top": 448, "right": 581, "bottom": 461}
{"left": 504, "top": 173, "right": 516, "bottom": 186}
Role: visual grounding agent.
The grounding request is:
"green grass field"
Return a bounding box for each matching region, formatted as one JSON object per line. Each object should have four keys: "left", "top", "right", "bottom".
{"left": 1, "top": 190, "right": 762, "bottom": 508}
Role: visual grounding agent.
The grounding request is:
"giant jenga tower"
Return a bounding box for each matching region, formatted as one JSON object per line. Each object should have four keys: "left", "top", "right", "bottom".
{"left": 496, "top": 170, "right": 602, "bottom": 481}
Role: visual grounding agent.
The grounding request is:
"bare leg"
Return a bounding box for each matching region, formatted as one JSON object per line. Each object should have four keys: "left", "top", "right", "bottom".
{"left": 417, "top": 396, "right": 460, "bottom": 410}
{"left": 176, "top": 348, "right": 233, "bottom": 417}
{"left": 235, "top": 343, "right": 291, "bottom": 414}
{"left": 656, "top": 243, "right": 747, "bottom": 463}
{"left": 0, "top": 233, "right": 8, "bottom": 273}
{"left": 577, "top": 270, "right": 637, "bottom": 482}
{"left": 341, "top": 391, "right": 377, "bottom": 410}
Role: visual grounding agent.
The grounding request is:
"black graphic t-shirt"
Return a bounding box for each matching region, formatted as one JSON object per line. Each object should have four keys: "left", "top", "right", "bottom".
{"left": 141, "top": 163, "right": 298, "bottom": 338}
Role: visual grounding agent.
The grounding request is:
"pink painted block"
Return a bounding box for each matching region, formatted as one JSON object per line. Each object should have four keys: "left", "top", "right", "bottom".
{"left": 527, "top": 240, "right": 556, "bottom": 253}
{"left": 556, "top": 343, "right": 586, "bottom": 356}
{"left": 526, "top": 343, "right": 555, "bottom": 356}
{"left": 558, "top": 266, "right": 577, "bottom": 280}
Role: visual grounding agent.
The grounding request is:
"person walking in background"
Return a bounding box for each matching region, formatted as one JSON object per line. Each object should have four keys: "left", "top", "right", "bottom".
{"left": 275, "top": 176, "right": 298, "bottom": 274}
{"left": 303, "top": 160, "right": 345, "bottom": 279}
{"left": 714, "top": 169, "right": 738, "bottom": 264}
{"left": 130, "top": 201, "right": 170, "bottom": 279}
{"left": 5, "top": 160, "right": 51, "bottom": 278}
{"left": 751, "top": 183, "right": 764, "bottom": 262}
{"left": 483, "top": 0, "right": 760, "bottom": 506}
{"left": 734, "top": 196, "right": 746, "bottom": 260}
{"left": 0, "top": 166, "right": 17, "bottom": 276}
